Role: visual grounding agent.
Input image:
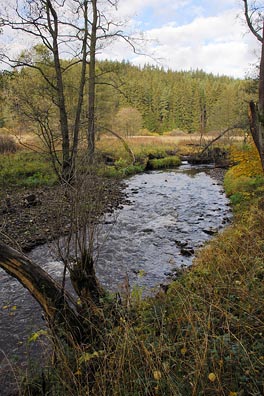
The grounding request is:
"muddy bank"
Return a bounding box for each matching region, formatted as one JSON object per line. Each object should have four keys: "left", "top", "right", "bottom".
{"left": 207, "top": 167, "right": 227, "bottom": 183}
{"left": 0, "top": 178, "right": 127, "bottom": 252}
{"left": 0, "top": 163, "right": 227, "bottom": 253}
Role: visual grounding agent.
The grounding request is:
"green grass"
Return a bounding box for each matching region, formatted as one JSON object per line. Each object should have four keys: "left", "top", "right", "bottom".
{"left": 224, "top": 169, "right": 264, "bottom": 210}
{"left": 96, "top": 137, "right": 182, "bottom": 177}
{"left": 0, "top": 137, "right": 182, "bottom": 187}
{"left": 131, "top": 201, "right": 264, "bottom": 395}
{"left": 98, "top": 163, "right": 146, "bottom": 178}
{"left": 0, "top": 151, "right": 58, "bottom": 187}
{"left": 147, "top": 156, "right": 182, "bottom": 170}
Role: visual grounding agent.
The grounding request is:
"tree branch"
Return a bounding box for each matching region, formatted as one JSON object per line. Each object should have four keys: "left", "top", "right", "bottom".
{"left": 199, "top": 125, "right": 243, "bottom": 157}
{"left": 243, "top": 0, "right": 263, "bottom": 42}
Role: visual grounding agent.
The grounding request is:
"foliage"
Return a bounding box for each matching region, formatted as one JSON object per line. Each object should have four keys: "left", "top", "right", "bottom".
{"left": 229, "top": 143, "right": 263, "bottom": 178}
{"left": 3, "top": 61, "right": 251, "bottom": 137}
{"left": 224, "top": 142, "right": 264, "bottom": 207}
{"left": 115, "top": 64, "right": 249, "bottom": 133}
{"left": 113, "top": 106, "right": 143, "bottom": 137}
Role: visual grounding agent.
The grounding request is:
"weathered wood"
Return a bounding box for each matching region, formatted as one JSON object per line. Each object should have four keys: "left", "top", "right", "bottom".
{"left": 0, "top": 241, "right": 83, "bottom": 345}
{"left": 199, "top": 125, "right": 241, "bottom": 158}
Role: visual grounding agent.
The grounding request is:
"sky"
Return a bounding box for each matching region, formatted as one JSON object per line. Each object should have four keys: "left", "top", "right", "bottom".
{"left": 97, "top": 0, "right": 260, "bottom": 78}
{"left": 0, "top": 0, "right": 260, "bottom": 79}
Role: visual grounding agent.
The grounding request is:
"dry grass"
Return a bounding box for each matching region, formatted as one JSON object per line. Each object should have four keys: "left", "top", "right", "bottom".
{"left": 3, "top": 127, "right": 243, "bottom": 155}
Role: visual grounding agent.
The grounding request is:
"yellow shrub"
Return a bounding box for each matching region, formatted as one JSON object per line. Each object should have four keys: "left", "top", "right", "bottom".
{"left": 229, "top": 143, "right": 262, "bottom": 178}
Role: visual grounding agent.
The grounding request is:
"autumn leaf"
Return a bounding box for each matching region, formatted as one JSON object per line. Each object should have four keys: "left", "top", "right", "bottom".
{"left": 28, "top": 329, "right": 48, "bottom": 342}
{"left": 153, "top": 370, "right": 162, "bottom": 381}
{"left": 208, "top": 372, "right": 217, "bottom": 382}
{"left": 180, "top": 347, "right": 187, "bottom": 356}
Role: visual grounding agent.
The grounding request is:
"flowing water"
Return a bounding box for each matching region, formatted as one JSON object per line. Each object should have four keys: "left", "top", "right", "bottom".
{"left": 0, "top": 164, "right": 232, "bottom": 375}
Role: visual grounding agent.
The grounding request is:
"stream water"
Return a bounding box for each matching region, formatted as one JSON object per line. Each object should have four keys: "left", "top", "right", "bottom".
{"left": 0, "top": 164, "right": 232, "bottom": 377}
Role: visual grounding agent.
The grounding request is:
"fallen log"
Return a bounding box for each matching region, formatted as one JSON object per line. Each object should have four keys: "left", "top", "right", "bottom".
{"left": 0, "top": 241, "right": 83, "bottom": 345}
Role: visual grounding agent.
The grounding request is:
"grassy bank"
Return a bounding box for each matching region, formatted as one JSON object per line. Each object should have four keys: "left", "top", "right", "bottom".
{"left": 0, "top": 151, "right": 57, "bottom": 187}
{"left": 118, "top": 145, "right": 264, "bottom": 396}
{"left": 0, "top": 136, "right": 183, "bottom": 187}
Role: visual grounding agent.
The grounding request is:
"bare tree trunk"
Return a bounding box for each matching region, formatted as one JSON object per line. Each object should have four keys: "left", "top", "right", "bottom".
{"left": 256, "top": 20, "right": 264, "bottom": 170}
{"left": 69, "top": 252, "right": 104, "bottom": 305}
{"left": 71, "top": 0, "right": 89, "bottom": 173}
{"left": 243, "top": 2, "right": 264, "bottom": 171}
{"left": 87, "top": 0, "right": 98, "bottom": 163}
{"left": 46, "top": 0, "right": 71, "bottom": 182}
{"left": 0, "top": 241, "right": 83, "bottom": 345}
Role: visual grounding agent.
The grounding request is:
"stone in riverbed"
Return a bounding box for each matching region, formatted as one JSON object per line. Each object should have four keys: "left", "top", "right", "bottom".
{"left": 175, "top": 240, "right": 188, "bottom": 247}
{"left": 142, "top": 228, "right": 154, "bottom": 234}
{"left": 180, "top": 247, "right": 194, "bottom": 256}
{"left": 202, "top": 228, "right": 218, "bottom": 235}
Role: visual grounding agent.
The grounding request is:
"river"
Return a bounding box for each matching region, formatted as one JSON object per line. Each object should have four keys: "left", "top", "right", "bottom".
{"left": 0, "top": 164, "right": 232, "bottom": 390}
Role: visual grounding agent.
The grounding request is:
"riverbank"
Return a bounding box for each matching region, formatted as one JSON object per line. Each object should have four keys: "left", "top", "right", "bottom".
{"left": 0, "top": 162, "right": 226, "bottom": 253}
{"left": 0, "top": 178, "right": 128, "bottom": 252}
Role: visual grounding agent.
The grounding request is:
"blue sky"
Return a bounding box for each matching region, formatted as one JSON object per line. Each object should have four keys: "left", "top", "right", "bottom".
{"left": 136, "top": 0, "right": 237, "bottom": 28}
{"left": 100, "top": 0, "right": 260, "bottom": 78}
{"left": 0, "top": 0, "right": 260, "bottom": 78}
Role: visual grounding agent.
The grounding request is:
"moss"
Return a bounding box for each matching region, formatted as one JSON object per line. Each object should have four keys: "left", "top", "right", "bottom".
{"left": 147, "top": 155, "right": 181, "bottom": 170}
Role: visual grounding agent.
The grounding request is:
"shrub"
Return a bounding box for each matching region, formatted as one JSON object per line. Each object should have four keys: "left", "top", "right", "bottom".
{"left": 0, "top": 134, "right": 17, "bottom": 154}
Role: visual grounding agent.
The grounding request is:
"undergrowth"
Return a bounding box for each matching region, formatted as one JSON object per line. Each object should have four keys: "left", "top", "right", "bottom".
{"left": 0, "top": 136, "right": 182, "bottom": 187}
{"left": 224, "top": 143, "right": 264, "bottom": 208}
{"left": 0, "top": 151, "right": 57, "bottom": 187}
{"left": 0, "top": 133, "right": 17, "bottom": 154}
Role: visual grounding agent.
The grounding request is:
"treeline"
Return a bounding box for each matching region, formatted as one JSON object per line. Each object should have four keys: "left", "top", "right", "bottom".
{"left": 0, "top": 56, "right": 255, "bottom": 136}
{"left": 110, "top": 62, "right": 251, "bottom": 133}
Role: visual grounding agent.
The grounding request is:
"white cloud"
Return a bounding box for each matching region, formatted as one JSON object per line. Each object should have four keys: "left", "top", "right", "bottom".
{"left": 100, "top": 7, "right": 261, "bottom": 78}
{"left": 0, "top": 0, "right": 260, "bottom": 78}
{"left": 116, "top": 0, "right": 190, "bottom": 19}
